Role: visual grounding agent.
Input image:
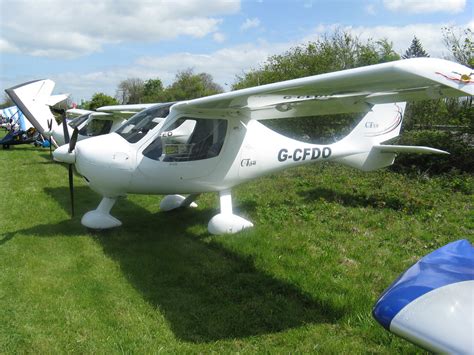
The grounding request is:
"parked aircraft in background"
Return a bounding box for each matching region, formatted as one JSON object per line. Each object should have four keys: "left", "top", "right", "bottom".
{"left": 5, "top": 80, "right": 154, "bottom": 148}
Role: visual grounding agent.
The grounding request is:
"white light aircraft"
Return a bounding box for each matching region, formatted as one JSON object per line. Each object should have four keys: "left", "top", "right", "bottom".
{"left": 53, "top": 58, "right": 473, "bottom": 234}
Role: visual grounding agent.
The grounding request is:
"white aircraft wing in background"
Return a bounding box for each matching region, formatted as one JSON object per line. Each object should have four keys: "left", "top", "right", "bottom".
{"left": 97, "top": 103, "right": 158, "bottom": 113}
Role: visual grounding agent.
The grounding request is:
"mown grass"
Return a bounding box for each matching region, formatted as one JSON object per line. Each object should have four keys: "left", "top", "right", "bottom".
{"left": 0, "top": 141, "right": 472, "bottom": 353}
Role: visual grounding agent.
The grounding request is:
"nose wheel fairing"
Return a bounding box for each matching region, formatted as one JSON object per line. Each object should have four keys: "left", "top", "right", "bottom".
{"left": 160, "top": 194, "right": 199, "bottom": 211}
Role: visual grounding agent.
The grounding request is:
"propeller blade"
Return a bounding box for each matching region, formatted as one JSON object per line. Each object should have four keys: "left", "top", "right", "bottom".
{"left": 69, "top": 128, "right": 79, "bottom": 153}
{"left": 47, "top": 119, "right": 53, "bottom": 157}
{"left": 61, "top": 110, "right": 70, "bottom": 144}
{"left": 68, "top": 164, "right": 75, "bottom": 217}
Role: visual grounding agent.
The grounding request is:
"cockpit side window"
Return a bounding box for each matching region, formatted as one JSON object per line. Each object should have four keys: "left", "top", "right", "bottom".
{"left": 78, "top": 119, "right": 113, "bottom": 137}
{"left": 142, "top": 118, "right": 227, "bottom": 162}
{"left": 116, "top": 103, "right": 174, "bottom": 143}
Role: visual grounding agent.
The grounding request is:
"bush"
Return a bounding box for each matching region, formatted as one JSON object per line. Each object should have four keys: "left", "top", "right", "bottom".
{"left": 391, "top": 130, "right": 474, "bottom": 174}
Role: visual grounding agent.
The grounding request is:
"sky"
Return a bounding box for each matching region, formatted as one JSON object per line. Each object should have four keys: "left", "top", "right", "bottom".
{"left": 0, "top": 0, "right": 472, "bottom": 103}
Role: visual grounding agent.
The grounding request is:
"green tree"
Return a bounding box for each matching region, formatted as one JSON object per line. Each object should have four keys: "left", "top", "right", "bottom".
{"left": 442, "top": 27, "right": 474, "bottom": 67}
{"left": 164, "top": 69, "right": 223, "bottom": 101}
{"left": 86, "top": 93, "right": 118, "bottom": 111}
{"left": 232, "top": 30, "right": 400, "bottom": 90}
{"left": 402, "top": 36, "right": 430, "bottom": 59}
{"left": 0, "top": 93, "right": 14, "bottom": 109}
{"left": 142, "top": 78, "right": 165, "bottom": 103}
{"left": 401, "top": 36, "right": 431, "bottom": 130}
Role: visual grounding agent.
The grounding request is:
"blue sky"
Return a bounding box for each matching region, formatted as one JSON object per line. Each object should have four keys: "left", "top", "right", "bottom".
{"left": 0, "top": 0, "right": 472, "bottom": 103}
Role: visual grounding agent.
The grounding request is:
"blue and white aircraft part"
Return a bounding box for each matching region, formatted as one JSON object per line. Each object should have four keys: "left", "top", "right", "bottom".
{"left": 373, "top": 239, "right": 474, "bottom": 353}
{"left": 1, "top": 106, "right": 28, "bottom": 131}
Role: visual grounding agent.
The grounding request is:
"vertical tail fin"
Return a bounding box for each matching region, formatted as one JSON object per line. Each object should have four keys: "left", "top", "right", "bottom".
{"left": 334, "top": 102, "right": 448, "bottom": 171}
{"left": 334, "top": 103, "right": 402, "bottom": 171}
{"left": 341, "top": 102, "right": 406, "bottom": 149}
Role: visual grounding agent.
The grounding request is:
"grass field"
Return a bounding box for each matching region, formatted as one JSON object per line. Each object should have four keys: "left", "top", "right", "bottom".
{"left": 0, "top": 141, "right": 472, "bottom": 353}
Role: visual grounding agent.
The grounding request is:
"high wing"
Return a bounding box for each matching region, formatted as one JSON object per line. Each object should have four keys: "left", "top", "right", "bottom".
{"left": 95, "top": 103, "right": 161, "bottom": 120}
{"left": 172, "top": 58, "right": 473, "bottom": 119}
{"left": 67, "top": 108, "right": 94, "bottom": 117}
{"left": 68, "top": 104, "right": 159, "bottom": 121}
{"left": 97, "top": 103, "right": 158, "bottom": 114}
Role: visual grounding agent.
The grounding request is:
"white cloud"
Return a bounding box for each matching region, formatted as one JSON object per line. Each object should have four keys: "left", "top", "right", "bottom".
{"left": 0, "top": 0, "right": 240, "bottom": 58}
{"left": 136, "top": 41, "right": 287, "bottom": 86}
{"left": 213, "top": 32, "right": 226, "bottom": 43}
{"left": 383, "top": 0, "right": 466, "bottom": 14}
{"left": 0, "top": 38, "right": 19, "bottom": 54}
{"left": 240, "top": 18, "right": 261, "bottom": 31}
{"left": 37, "top": 40, "right": 288, "bottom": 100}
{"left": 5, "top": 19, "right": 471, "bottom": 101}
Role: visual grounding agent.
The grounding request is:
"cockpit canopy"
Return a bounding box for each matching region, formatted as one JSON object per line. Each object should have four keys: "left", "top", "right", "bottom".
{"left": 116, "top": 103, "right": 174, "bottom": 143}
{"left": 143, "top": 117, "right": 228, "bottom": 162}
{"left": 114, "top": 102, "right": 228, "bottom": 162}
{"left": 68, "top": 113, "right": 115, "bottom": 137}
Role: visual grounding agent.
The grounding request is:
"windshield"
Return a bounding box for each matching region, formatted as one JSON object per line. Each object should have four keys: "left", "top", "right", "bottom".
{"left": 115, "top": 103, "right": 174, "bottom": 143}
{"left": 69, "top": 113, "right": 91, "bottom": 129}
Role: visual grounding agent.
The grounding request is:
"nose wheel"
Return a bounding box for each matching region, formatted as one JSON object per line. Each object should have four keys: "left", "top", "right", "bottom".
{"left": 81, "top": 197, "right": 122, "bottom": 230}
{"left": 160, "top": 194, "right": 199, "bottom": 211}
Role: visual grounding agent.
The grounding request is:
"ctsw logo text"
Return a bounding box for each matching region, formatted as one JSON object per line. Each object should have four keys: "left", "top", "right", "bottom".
{"left": 278, "top": 147, "right": 331, "bottom": 162}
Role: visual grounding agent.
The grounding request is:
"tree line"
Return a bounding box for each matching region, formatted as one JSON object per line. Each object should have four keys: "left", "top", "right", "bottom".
{"left": 80, "top": 69, "right": 224, "bottom": 110}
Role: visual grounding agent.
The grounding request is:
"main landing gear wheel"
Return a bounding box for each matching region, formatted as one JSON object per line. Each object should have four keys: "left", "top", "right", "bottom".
{"left": 208, "top": 189, "right": 253, "bottom": 235}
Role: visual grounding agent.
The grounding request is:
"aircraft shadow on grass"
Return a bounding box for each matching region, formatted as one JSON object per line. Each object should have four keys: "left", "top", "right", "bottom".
{"left": 2, "top": 186, "right": 344, "bottom": 343}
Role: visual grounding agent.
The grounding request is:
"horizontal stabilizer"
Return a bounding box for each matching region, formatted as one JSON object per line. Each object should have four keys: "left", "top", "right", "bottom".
{"left": 47, "top": 94, "right": 69, "bottom": 106}
{"left": 374, "top": 144, "right": 449, "bottom": 155}
{"left": 335, "top": 144, "right": 449, "bottom": 171}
